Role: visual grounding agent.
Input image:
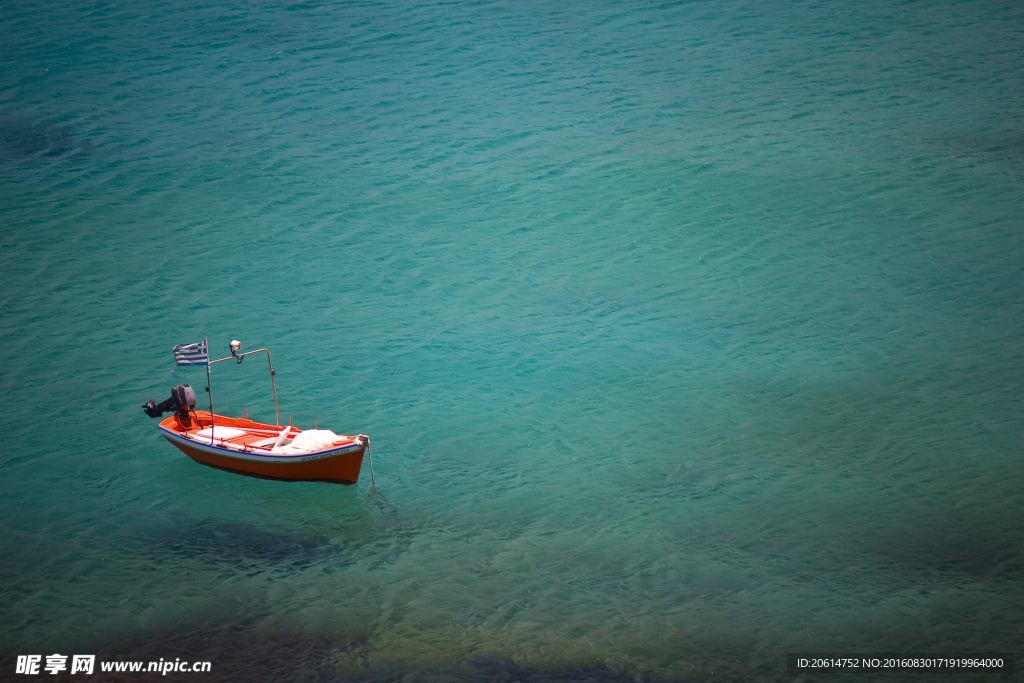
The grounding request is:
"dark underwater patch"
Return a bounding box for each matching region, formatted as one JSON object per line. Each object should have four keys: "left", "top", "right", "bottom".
{"left": 943, "top": 129, "right": 1024, "bottom": 162}
{"left": 867, "top": 518, "right": 1024, "bottom": 585}
{"left": 66, "top": 610, "right": 717, "bottom": 683}
{"left": 140, "top": 518, "right": 332, "bottom": 569}
{"left": 134, "top": 497, "right": 421, "bottom": 571}
{"left": 0, "top": 117, "right": 78, "bottom": 159}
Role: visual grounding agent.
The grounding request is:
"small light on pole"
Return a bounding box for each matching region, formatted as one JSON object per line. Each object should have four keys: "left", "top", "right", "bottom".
{"left": 230, "top": 339, "right": 243, "bottom": 362}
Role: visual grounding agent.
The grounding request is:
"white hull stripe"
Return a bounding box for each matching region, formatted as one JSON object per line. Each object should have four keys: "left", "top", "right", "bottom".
{"left": 159, "top": 427, "right": 363, "bottom": 464}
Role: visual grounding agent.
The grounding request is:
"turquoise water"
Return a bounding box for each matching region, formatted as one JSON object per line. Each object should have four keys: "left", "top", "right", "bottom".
{"left": 2, "top": 0, "right": 1023, "bottom": 679}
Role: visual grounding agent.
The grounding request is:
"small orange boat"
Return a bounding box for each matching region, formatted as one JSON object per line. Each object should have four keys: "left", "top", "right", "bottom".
{"left": 143, "top": 339, "right": 373, "bottom": 484}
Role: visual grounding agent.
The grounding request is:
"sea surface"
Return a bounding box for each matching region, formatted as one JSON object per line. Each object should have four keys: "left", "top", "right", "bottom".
{"left": 1, "top": 0, "right": 1022, "bottom": 680}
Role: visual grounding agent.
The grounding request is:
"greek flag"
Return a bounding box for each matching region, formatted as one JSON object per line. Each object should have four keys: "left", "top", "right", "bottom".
{"left": 172, "top": 339, "right": 209, "bottom": 366}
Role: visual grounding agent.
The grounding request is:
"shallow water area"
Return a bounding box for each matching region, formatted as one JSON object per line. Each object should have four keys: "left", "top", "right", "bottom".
{"left": 1, "top": 0, "right": 1022, "bottom": 680}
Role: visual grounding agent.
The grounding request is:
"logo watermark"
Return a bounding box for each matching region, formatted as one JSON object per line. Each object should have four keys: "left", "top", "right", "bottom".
{"left": 15, "top": 654, "right": 211, "bottom": 676}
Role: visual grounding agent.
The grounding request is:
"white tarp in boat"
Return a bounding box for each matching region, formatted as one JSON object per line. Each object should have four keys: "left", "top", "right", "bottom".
{"left": 272, "top": 429, "right": 341, "bottom": 454}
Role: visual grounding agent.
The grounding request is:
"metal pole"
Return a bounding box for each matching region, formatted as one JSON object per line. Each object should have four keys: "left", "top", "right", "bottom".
{"left": 206, "top": 341, "right": 215, "bottom": 444}
{"left": 209, "top": 347, "right": 280, "bottom": 426}
{"left": 264, "top": 349, "right": 280, "bottom": 427}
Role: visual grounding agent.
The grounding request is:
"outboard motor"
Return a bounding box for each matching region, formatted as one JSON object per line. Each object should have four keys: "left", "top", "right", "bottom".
{"left": 142, "top": 384, "right": 197, "bottom": 427}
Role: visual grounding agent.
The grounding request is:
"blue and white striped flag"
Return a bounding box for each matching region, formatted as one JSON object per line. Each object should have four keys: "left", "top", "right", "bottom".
{"left": 172, "top": 339, "right": 209, "bottom": 366}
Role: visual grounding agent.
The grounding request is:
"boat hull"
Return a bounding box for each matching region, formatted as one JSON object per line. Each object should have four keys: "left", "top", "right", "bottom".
{"left": 165, "top": 437, "right": 366, "bottom": 483}
{"left": 159, "top": 412, "right": 368, "bottom": 484}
